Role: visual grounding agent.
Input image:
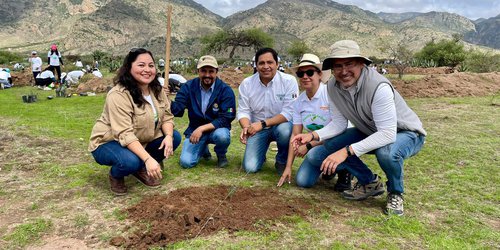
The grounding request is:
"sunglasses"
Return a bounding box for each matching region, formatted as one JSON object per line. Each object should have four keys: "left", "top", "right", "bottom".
{"left": 296, "top": 69, "right": 318, "bottom": 78}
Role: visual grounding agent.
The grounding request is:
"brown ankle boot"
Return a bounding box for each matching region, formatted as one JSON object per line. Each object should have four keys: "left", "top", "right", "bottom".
{"left": 133, "top": 168, "right": 161, "bottom": 188}
{"left": 109, "top": 174, "right": 127, "bottom": 195}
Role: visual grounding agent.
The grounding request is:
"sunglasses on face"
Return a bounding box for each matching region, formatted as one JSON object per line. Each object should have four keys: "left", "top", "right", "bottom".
{"left": 296, "top": 69, "right": 318, "bottom": 78}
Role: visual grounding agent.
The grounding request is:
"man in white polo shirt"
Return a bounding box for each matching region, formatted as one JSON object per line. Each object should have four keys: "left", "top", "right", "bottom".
{"left": 237, "top": 48, "right": 299, "bottom": 175}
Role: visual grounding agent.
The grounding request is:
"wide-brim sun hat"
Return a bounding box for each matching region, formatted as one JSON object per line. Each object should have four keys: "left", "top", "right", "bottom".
{"left": 290, "top": 53, "right": 332, "bottom": 83}
{"left": 197, "top": 55, "right": 218, "bottom": 69}
{"left": 322, "top": 40, "right": 372, "bottom": 70}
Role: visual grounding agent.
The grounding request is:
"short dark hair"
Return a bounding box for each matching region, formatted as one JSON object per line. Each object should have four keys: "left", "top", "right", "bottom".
{"left": 255, "top": 48, "right": 278, "bottom": 65}
{"left": 115, "top": 48, "right": 162, "bottom": 107}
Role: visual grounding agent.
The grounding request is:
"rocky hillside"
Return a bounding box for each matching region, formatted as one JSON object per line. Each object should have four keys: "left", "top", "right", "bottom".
{"left": 465, "top": 14, "right": 500, "bottom": 49}
{"left": 0, "top": 0, "right": 497, "bottom": 59}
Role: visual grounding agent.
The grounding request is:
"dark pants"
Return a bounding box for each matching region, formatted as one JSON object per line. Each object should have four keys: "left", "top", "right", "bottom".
{"left": 48, "top": 65, "right": 62, "bottom": 81}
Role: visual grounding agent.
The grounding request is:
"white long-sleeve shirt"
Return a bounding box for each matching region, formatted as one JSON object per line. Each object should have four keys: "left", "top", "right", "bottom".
{"left": 237, "top": 71, "right": 299, "bottom": 122}
{"left": 316, "top": 83, "right": 397, "bottom": 156}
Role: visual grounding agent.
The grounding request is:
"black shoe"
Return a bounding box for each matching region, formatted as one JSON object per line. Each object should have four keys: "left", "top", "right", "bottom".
{"left": 322, "top": 173, "right": 335, "bottom": 181}
{"left": 202, "top": 151, "right": 212, "bottom": 161}
{"left": 275, "top": 162, "right": 286, "bottom": 176}
{"left": 217, "top": 155, "right": 228, "bottom": 168}
{"left": 333, "top": 170, "right": 352, "bottom": 192}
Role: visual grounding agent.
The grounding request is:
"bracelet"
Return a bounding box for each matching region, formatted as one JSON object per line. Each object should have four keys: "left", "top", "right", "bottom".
{"left": 310, "top": 132, "right": 316, "bottom": 142}
{"left": 144, "top": 157, "right": 151, "bottom": 163}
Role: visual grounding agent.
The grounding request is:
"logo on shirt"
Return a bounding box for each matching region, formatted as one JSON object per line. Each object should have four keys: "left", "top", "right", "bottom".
{"left": 212, "top": 103, "right": 219, "bottom": 112}
{"left": 276, "top": 94, "right": 285, "bottom": 101}
{"left": 227, "top": 107, "right": 233, "bottom": 113}
{"left": 292, "top": 93, "right": 298, "bottom": 99}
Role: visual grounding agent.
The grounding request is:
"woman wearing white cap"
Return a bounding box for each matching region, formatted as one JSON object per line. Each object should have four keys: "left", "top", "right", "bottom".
{"left": 28, "top": 51, "right": 42, "bottom": 84}
{"left": 277, "top": 53, "right": 352, "bottom": 191}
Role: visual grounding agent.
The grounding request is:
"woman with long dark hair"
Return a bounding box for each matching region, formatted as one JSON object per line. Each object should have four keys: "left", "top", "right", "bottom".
{"left": 89, "top": 48, "right": 181, "bottom": 195}
{"left": 47, "top": 44, "right": 64, "bottom": 82}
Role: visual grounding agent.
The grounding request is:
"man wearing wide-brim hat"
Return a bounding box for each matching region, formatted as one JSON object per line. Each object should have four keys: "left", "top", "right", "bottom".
{"left": 293, "top": 40, "right": 427, "bottom": 216}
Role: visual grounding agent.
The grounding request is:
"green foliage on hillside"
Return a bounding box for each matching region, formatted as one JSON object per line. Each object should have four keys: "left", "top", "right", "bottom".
{"left": 0, "top": 50, "right": 23, "bottom": 65}
{"left": 414, "top": 38, "right": 466, "bottom": 67}
{"left": 463, "top": 50, "right": 500, "bottom": 73}
{"left": 287, "top": 41, "right": 311, "bottom": 62}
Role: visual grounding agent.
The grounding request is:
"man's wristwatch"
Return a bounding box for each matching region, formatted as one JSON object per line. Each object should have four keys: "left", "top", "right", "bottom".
{"left": 306, "top": 142, "right": 313, "bottom": 151}
{"left": 260, "top": 120, "right": 267, "bottom": 129}
{"left": 345, "top": 145, "right": 353, "bottom": 157}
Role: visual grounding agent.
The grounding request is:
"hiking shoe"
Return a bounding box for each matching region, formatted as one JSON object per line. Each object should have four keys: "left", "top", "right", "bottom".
{"left": 333, "top": 170, "right": 352, "bottom": 192}
{"left": 342, "top": 174, "right": 385, "bottom": 200}
{"left": 109, "top": 174, "right": 127, "bottom": 196}
{"left": 132, "top": 168, "right": 161, "bottom": 188}
{"left": 275, "top": 162, "right": 286, "bottom": 176}
{"left": 217, "top": 155, "right": 228, "bottom": 168}
{"left": 202, "top": 150, "right": 212, "bottom": 161}
{"left": 322, "top": 173, "right": 335, "bottom": 181}
{"left": 385, "top": 193, "right": 404, "bottom": 216}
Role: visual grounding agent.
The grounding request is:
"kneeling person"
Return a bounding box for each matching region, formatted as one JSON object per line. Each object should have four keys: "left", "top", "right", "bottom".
{"left": 171, "top": 55, "right": 236, "bottom": 168}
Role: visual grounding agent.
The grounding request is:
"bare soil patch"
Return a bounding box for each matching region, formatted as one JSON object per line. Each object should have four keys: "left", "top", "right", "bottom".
{"left": 392, "top": 72, "right": 500, "bottom": 98}
{"left": 111, "top": 185, "right": 312, "bottom": 249}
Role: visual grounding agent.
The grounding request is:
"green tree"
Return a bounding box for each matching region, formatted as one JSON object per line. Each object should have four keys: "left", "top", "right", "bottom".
{"left": 287, "top": 40, "right": 310, "bottom": 62}
{"left": 201, "top": 28, "right": 274, "bottom": 59}
{"left": 414, "top": 37, "right": 466, "bottom": 67}
{"left": 378, "top": 38, "right": 414, "bottom": 79}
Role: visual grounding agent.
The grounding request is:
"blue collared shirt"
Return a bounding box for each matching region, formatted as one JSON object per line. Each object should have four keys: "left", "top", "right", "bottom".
{"left": 200, "top": 83, "right": 214, "bottom": 114}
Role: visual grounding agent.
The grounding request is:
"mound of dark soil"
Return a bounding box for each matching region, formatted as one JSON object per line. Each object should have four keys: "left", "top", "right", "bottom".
{"left": 111, "top": 185, "right": 311, "bottom": 249}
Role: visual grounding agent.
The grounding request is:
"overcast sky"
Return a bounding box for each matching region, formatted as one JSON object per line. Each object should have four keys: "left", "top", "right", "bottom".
{"left": 192, "top": 0, "right": 499, "bottom": 20}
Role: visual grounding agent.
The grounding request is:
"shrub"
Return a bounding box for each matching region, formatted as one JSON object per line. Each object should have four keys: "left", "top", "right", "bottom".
{"left": 0, "top": 50, "right": 23, "bottom": 65}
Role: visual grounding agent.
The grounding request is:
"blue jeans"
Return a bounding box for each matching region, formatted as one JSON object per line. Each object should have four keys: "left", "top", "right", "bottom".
{"left": 179, "top": 128, "right": 231, "bottom": 168}
{"left": 92, "top": 130, "right": 182, "bottom": 178}
{"left": 243, "top": 122, "right": 292, "bottom": 173}
{"left": 296, "top": 128, "right": 425, "bottom": 194}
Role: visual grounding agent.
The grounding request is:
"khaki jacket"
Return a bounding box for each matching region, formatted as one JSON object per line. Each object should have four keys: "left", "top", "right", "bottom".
{"left": 88, "top": 85, "right": 174, "bottom": 152}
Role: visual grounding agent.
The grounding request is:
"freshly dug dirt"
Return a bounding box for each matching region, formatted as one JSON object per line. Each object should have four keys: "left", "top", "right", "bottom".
{"left": 111, "top": 185, "right": 311, "bottom": 249}
{"left": 392, "top": 72, "right": 500, "bottom": 98}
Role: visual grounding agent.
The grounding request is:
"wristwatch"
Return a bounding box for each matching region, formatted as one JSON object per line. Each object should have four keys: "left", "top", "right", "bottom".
{"left": 306, "top": 142, "right": 313, "bottom": 151}
{"left": 345, "top": 145, "right": 353, "bottom": 157}
{"left": 260, "top": 120, "right": 267, "bottom": 129}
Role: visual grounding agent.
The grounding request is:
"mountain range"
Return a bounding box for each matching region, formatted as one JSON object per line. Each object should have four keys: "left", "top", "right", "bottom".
{"left": 0, "top": 0, "right": 498, "bottom": 59}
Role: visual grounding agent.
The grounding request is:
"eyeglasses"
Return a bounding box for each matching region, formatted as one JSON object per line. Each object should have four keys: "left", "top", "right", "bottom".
{"left": 296, "top": 69, "right": 318, "bottom": 78}
{"left": 332, "top": 61, "right": 357, "bottom": 72}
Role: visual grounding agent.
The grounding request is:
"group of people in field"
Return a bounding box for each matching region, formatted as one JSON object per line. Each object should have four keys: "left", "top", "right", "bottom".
{"left": 89, "top": 40, "right": 426, "bottom": 216}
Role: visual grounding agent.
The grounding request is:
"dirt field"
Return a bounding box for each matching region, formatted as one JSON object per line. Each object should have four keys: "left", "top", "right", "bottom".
{"left": 2, "top": 69, "right": 499, "bottom": 249}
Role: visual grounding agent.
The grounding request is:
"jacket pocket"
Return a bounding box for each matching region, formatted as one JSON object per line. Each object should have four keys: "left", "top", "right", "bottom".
{"left": 133, "top": 110, "right": 148, "bottom": 129}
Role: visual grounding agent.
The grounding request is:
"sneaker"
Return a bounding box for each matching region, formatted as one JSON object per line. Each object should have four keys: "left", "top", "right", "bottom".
{"left": 109, "top": 174, "right": 127, "bottom": 196}
{"left": 333, "top": 170, "right": 352, "bottom": 192}
{"left": 275, "top": 162, "right": 286, "bottom": 176}
{"left": 385, "top": 193, "right": 404, "bottom": 216}
{"left": 217, "top": 155, "right": 228, "bottom": 168}
{"left": 132, "top": 168, "right": 161, "bottom": 188}
{"left": 342, "top": 174, "right": 385, "bottom": 200}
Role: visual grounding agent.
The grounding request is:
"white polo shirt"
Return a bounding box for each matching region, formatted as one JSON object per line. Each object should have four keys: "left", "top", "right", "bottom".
{"left": 237, "top": 71, "right": 299, "bottom": 123}
{"left": 48, "top": 51, "right": 62, "bottom": 66}
{"left": 292, "top": 83, "right": 332, "bottom": 132}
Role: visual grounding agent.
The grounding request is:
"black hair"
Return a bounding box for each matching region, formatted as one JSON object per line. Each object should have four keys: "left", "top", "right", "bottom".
{"left": 114, "top": 48, "right": 162, "bottom": 107}
{"left": 50, "top": 49, "right": 59, "bottom": 56}
{"left": 254, "top": 48, "right": 279, "bottom": 65}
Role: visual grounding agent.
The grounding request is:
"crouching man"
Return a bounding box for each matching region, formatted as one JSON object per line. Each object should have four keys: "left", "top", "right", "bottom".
{"left": 293, "top": 40, "right": 426, "bottom": 216}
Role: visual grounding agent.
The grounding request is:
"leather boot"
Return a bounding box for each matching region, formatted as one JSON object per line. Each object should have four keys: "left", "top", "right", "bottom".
{"left": 109, "top": 174, "right": 127, "bottom": 195}
{"left": 133, "top": 168, "right": 161, "bottom": 188}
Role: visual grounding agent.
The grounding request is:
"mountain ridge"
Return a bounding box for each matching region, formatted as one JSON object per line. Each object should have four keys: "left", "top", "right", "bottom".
{"left": 1, "top": 0, "right": 498, "bottom": 58}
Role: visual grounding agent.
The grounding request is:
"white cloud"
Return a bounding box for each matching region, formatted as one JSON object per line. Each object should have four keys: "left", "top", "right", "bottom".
{"left": 193, "top": 0, "right": 499, "bottom": 20}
